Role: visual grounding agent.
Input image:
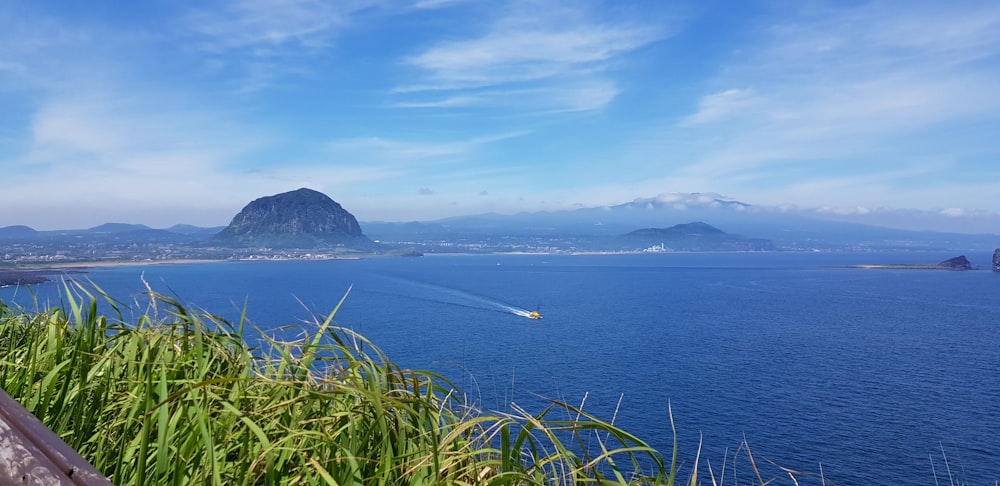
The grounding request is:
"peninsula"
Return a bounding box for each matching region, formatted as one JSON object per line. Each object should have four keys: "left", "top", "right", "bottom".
{"left": 0, "top": 269, "right": 51, "bottom": 287}
{"left": 851, "top": 255, "right": 975, "bottom": 270}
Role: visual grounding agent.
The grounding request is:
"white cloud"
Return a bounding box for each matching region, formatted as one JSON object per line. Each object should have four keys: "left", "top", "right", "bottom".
{"left": 26, "top": 95, "right": 256, "bottom": 168}
{"left": 664, "top": 1, "right": 1000, "bottom": 208}
{"left": 394, "top": 81, "right": 619, "bottom": 113}
{"left": 392, "top": 95, "right": 479, "bottom": 108}
{"left": 397, "top": 1, "right": 668, "bottom": 112}
{"left": 413, "top": 0, "right": 468, "bottom": 8}
{"left": 546, "top": 82, "right": 621, "bottom": 113}
{"left": 33, "top": 101, "right": 132, "bottom": 154}
{"left": 181, "top": 0, "right": 399, "bottom": 91}
{"left": 185, "top": 0, "right": 355, "bottom": 52}
{"left": 327, "top": 131, "right": 526, "bottom": 160}
{"left": 645, "top": 192, "right": 739, "bottom": 207}
{"left": 0, "top": 92, "right": 290, "bottom": 228}
{"left": 816, "top": 206, "right": 872, "bottom": 216}
{"left": 408, "top": 25, "right": 657, "bottom": 85}
{"left": 682, "top": 88, "right": 757, "bottom": 125}
{"left": 330, "top": 136, "right": 465, "bottom": 159}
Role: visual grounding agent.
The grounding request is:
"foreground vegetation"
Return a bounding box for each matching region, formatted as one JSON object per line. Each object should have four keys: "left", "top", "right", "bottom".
{"left": 0, "top": 282, "right": 685, "bottom": 485}
{"left": 0, "top": 282, "right": 849, "bottom": 485}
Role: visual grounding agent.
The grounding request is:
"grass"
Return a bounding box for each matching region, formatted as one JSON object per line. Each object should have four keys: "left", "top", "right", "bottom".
{"left": 0, "top": 281, "right": 838, "bottom": 485}
{"left": 0, "top": 281, "right": 685, "bottom": 485}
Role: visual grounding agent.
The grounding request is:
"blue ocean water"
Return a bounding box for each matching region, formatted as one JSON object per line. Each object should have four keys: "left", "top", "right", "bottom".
{"left": 3, "top": 252, "right": 999, "bottom": 484}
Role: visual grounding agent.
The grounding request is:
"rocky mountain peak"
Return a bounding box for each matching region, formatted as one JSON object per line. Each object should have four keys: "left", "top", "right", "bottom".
{"left": 937, "top": 255, "right": 973, "bottom": 270}
{"left": 214, "top": 188, "right": 371, "bottom": 248}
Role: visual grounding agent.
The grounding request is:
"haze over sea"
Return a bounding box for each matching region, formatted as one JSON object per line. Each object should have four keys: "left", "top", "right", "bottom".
{"left": 4, "top": 251, "right": 998, "bottom": 484}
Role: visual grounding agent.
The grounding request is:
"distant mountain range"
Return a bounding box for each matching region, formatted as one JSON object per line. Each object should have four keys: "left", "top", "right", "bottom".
{"left": 0, "top": 223, "right": 224, "bottom": 239}
{"left": 3, "top": 191, "right": 999, "bottom": 256}
{"left": 363, "top": 193, "right": 1000, "bottom": 252}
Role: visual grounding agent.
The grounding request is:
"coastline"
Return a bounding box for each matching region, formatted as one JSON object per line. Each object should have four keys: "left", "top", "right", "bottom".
{"left": 0, "top": 259, "right": 225, "bottom": 287}
{"left": 1, "top": 256, "right": 375, "bottom": 286}
{"left": 15, "top": 258, "right": 225, "bottom": 270}
{"left": 847, "top": 264, "right": 977, "bottom": 270}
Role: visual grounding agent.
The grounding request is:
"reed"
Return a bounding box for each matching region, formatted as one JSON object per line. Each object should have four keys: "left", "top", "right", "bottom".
{"left": 0, "top": 281, "right": 681, "bottom": 485}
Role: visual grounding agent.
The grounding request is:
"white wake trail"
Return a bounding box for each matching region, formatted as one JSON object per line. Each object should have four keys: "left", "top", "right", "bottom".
{"left": 379, "top": 275, "right": 534, "bottom": 318}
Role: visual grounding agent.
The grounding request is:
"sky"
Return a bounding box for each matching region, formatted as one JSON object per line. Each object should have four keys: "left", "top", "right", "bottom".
{"left": 2, "top": 0, "right": 1000, "bottom": 232}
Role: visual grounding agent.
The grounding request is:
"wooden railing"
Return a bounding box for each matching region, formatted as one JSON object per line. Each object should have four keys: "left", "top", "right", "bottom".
{"left": 0, "top": 387, "right": 112, "bottom": 485}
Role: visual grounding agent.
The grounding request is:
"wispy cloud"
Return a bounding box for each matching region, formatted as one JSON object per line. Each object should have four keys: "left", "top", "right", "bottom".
{"left": 27, "top": 95, "right": 255, "bottom": 166}
{"left": 185, "top": 0, "right": 356, "bottom": 53}
{"left": 396, "top": 0, "right": 668, "bottom": 112}
{"left": 0, "top": 61, "right": 26, "bottom": 75}
{"left": 394, "top": 81, "right": 620, "bottom": 113}
{"left": 666, "top": 1, "right": 1000, "bottom": 208}
{"left": 413, "top": 0, "right": 468, "bottom": 8}
{"left": 181, "top": 0, "right": 397, "bottom": 92}
{"left": 0, "top": 93, "right": 274, "bottom": 225}
{"left": 681, "top": 88, "right": 757, "bottom": 126}
{"left": 327, "top": 131, "right": 527, "bottom": 160}
{"left": 6, "top": 1, "right": 999, "bottom": 230}
{"left": 390, "top": 95, "right": 479, "bottom": 109}
{"left": 0, "top": 10, "right": 122, "bottom": 95}
{"left": 408, "top": 25, "right": 656, "bottom": 85}
{"left": 690, "top": 2, "right": 1000, "bottom": 134}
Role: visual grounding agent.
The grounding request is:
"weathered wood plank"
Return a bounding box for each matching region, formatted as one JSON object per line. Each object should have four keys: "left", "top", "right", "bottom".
{"left": 0, "top": 388, "right": 112, "bottom": 485}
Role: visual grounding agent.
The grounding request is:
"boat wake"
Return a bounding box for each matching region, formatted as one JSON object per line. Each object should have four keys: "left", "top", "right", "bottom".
{"left": 372, "top": 275, "right": 537, "bottom": 319}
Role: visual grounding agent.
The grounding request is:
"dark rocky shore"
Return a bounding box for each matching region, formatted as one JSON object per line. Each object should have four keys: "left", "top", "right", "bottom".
{"left": 0, "top": 270, "right": 53, "bottom": 287}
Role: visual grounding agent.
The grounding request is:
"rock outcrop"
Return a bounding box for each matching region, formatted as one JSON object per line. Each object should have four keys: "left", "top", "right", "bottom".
{"left": 937, "top": 255, "right": 972, "bottom": 270}
{"left": 993, "top": 249, "right": 1000, "bottom": 272}
{"left": 214, "top": 188, "right": 373, "bottom": 249}
{"left": 0, "top": 270, "right": 50, "bottom": 287}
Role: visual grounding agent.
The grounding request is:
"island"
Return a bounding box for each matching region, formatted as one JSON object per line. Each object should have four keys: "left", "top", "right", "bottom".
{"left": 851, "top": 255, "right": 974, "bottom": 270}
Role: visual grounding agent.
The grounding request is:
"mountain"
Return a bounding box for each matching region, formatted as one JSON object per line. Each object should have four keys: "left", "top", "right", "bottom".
{"left": 166, "top": 224, "right": 226, "bottom": 236}
{"left": 87, "top": 223, "right": 153, "bottom": 233}
{"left": 367, "top": 192, "right": 999, "bottom": 252}
{"left": 363, "top": 221, "right": 450, "bottom": 241}
{"left": 6, "top": 191, "right": 998, "bottom": 257}
{"left": 619, "top": 222, "right": 774, "bottom": 251}
{"left": 420, "top": 193, "right": 766, "bottom": 237}
{"left": 626, "top": 222, "right": 727, "bottom": 237}
{"left": 214, "top": 188, "right": 373, "bottom": 249}
{"left": 0, "top": 225, "right": 39, "bottom": 239}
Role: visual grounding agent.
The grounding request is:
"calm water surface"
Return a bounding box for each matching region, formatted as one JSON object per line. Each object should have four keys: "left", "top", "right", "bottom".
{"left": 3, "top": 252, "right": 999, "bottom": 484}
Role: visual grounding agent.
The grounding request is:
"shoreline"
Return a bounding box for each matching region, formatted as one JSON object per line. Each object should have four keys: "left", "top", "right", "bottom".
{"left": 1, "top": 256, "right": 373, "bottom": 285}
{"left": 1, "top": 259, "right": 226, "bottom": 287}
{"left": 847, "top": 264, "right": 976, "bottom": 270}
{"left": 12, "top": 258, "right": 225, "bottom": 271}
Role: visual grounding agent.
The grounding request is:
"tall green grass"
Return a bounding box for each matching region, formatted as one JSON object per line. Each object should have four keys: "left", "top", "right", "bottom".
{"left": 0, "top": 281, "right": 682, "bottom": 485}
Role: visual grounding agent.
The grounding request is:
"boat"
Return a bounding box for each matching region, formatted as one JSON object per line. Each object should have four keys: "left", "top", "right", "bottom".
{"left": 528, "top": 311, "right": 542, "bottom": 320}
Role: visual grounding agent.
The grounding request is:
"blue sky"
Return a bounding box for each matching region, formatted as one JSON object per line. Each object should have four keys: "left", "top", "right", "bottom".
{"left": 2, "top": 0, "right": 1000, "bottom": 232}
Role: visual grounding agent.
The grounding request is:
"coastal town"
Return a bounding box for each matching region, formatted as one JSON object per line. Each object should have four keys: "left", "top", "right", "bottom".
{"left": 4, "top": 188, "right": 999, "bottom": 289}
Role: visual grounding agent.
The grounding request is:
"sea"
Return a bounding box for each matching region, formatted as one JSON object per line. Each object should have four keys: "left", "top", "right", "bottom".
{"left": 2, "top": 251, "right": 998, "bottom": 485}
